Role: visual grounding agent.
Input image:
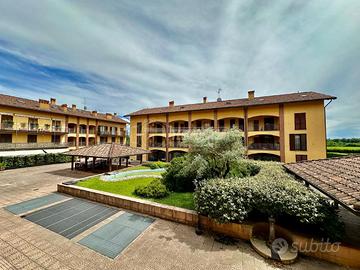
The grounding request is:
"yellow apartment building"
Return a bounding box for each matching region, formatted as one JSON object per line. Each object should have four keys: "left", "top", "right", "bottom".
{"left": 0, "top": 93, "right": 127, "bottom": 155}
{"left": 127, "top": 91, "right": 336, "bottom": 163}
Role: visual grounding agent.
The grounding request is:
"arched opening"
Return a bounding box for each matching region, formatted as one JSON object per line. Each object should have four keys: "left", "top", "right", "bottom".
{"left": 218, "top": 118, "right": 244, "bottom": 131}
{"left": 248, "top": 135, "right": 280, "bottom": 150}
{"left": 169, "top": 121, "right": 188, "bottom": 133}
{"left": 248, "top": 153, "right": 280, "bottom": 162}
{"left": 149, "top": 150, "right": 166, "bottom": 161}
{"left": 191, "top": 119, "right": 214, "bottom": 130}
{"left": 149, "top": 136, "right": 166, "bottom": 148}
{"left": 148, "top": 122, "right": 166, "bottom": 134}
{"left": 169, "top": 136, "right": 184, "bottom": 148}
{"left": 248, "top": 116, "right": 279, "bottom": 131}
{"left": 169, "top": 150, "right": 187, "bottom": 160}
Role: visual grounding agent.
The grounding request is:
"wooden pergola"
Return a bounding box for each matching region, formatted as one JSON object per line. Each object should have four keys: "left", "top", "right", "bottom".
{"left": 64, "top": 143, "right": 150, "bottom": 171}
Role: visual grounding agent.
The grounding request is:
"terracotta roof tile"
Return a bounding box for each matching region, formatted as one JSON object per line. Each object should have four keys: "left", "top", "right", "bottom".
{"left": 0, "top": 93, "right": 127, "bottom": 124}
{"left": 284, "top": 155, "right": 360, "bottom": 214}
{"left": 127, "top": 91, "right": 336, "bottom": 116}
{"left": 64, "top": 143, "right": 150, "bottom": 158}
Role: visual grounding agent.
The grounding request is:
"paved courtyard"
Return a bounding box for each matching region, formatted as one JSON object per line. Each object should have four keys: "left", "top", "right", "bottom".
{"left": 0, "top": 164, "right": 353, "bottom": 269}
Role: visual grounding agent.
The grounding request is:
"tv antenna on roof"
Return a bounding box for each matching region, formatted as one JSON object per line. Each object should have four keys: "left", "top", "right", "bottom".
{"left": 217, "top": 88, "right": 222, "bottom": 102}
{"left": 83, "top": 97, "right": 87, "bottom": 110}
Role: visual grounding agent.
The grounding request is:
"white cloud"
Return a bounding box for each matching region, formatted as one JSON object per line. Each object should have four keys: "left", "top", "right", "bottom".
{"left": 0, "top": 0, "right": 358, "bottom": 137}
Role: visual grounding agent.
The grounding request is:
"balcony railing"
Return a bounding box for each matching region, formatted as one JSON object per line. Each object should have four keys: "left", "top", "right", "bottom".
{"left": 0, "top": 142, "right": 69, "bottom": 150}
{"left": 149, "top": 142, "right": 166, "bottom": 148}
{"left": 68, "top": 128, "right": 77, "bottom": 134}
{"left": 148, "top": 127, "right": 166, "bottom": 133}
{"left": 248, "top": 143, "right": 280, "bottom": 150}
{"left": 79, "top": 129, "right": 87, "bottom": 134}
{"left": 0, "top": 122, "right": 66, "bottom": 133}
{"left": 169, "top": 127, "right": 189, "bottom": 133}
{"left": 98, "top": 130, "right": 111, "bottom": 136}
{"left": 249, "top": 124, "right": 279, "bottom": 132}
{"left": 169, "top": 141, "right": 185, "bottom": 148}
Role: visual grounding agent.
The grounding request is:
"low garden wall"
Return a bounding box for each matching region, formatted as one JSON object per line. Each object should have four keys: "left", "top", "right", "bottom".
{"left": 58, "top": 183, "right": 360, "bottom": 268}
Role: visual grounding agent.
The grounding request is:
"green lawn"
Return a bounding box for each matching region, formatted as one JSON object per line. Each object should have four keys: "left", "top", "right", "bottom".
{"left": 76, "top": 176, "right": 195, "bottom": 210}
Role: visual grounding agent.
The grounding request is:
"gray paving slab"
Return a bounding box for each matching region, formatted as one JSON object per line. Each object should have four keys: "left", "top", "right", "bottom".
{"left": 4, "top": 193, "right": 68, "bottom": 215}
{"left": 78, "top": 212, "right": 154, "bottom": 258}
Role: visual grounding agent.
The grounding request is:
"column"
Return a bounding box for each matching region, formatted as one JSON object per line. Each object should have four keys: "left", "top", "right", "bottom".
{"left": 165, "top": 113, "right": 169, "bottom": 162}
{"left": 244, "top": 107, "right": 248, "bottom": 148}
{"left": 279, "top": 104, "right": 285, "bottom": 162}
{"left": 76, "top": 117, "right": 80, "bottom": 149}
{"left": 86, "top": 119, "right": 89, "bottom": 146}
{"left": 214, "top": 109, "right": 218, "bottom": 131}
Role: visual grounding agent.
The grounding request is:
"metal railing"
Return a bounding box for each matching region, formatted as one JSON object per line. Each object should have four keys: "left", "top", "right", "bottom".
{"left": 169, "top": 141, "right": 185, "bottom": 148}
{"left": 169, "top": 127, "right": 189, "bottom": 133}
{"left": 148, "top": 127, "right": 166, "bottom": 133}
{"left": 0, "top": 122, "right": 67, "bottom": 133}
{"left": 248, "top": 143, "right": 280, "bottom": 150}
{"left": 249, "top": 124, "right": 279, "bottom": 132}
{"left": 68, "top": 128, "right": 77, "bottom": 134}
{"left": 149, "top": 142, "right": 166, "bottom": 148}
{"left": 0, "top": 142, "right": 69, "bottom": 150}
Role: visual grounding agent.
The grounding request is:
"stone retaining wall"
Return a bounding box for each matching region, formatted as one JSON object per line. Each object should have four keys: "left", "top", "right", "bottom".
{"left": 58, "top": 183, "right": 360, "bottom": 268}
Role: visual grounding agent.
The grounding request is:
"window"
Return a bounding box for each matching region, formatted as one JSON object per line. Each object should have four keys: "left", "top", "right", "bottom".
{"left": 0, "top": 134, "right": 12, "bottom": 143}
{"left": 27, "top": 135, "right": 37, "bottom": 143}
{"left": 112, "top": 137, "right": 116, "bottom": 143}
{"left": 296, "top": 155, "right": 308, "bottom": 162}
{"left": 290, "top": 134, "right": 307, "bottom": 151}
{"left": 295, "top": 113, "right": 306, "bottom": 130}
{"left": 100, "top": 137, "right": 107, "bottom": 144}
{"left": 136, "top": 135, "right": 142, "bottom": 147}
{"left": 137, "top": 122, "right": 142, "bottom": 134}
{"left": 51, "top": 135, "right": 60, "bottom": 143}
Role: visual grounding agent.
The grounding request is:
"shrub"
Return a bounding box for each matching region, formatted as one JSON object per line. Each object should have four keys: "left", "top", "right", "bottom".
{"left": 0, "top": 154, "right": 71, "bottom": 169}
{"left": 0, "top": 162, "right": 6, "bottom": 170}
{"left": 194, "top": 161, "right": 344, "bottom": 241}
{"left": 144, "top": 161, "right": 169, "bottom": 169}
{"left": 162, "top": 156, "right": 197, "bottom": 192}
{"left": 134, "top": 178, "right": 169, "bottom": 198}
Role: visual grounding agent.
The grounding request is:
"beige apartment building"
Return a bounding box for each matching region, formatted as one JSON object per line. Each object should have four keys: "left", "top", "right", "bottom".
{"left": 0, "top": 93, "right": 127, "bottom": 156}
{"left": 127, "top": 91, "right": 336, "bottom": 163}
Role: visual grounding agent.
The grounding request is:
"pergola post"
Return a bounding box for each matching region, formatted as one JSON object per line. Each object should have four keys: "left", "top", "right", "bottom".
{"left": 71, "top": 156, "right": 75, "bottom": 170}
{"left": 85, "top": 157, "right": 88, "bottom": 170}
{"left": 92, "top": 157, "right": 96, "bottom": 169}
{"left": 126, "top": 157, "right": 129, "bottom": 167}
{"left": 140, "top": 154, "right": 143, "bottom": 164}
{"left": 108, "top": 158, "right": 112, "bottom": 171}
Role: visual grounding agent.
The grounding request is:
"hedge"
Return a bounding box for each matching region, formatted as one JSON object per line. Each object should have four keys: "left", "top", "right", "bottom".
{"left": 0, "top": 153, "right": 72, "bottom": 170}
{"left": 327, "top": 146, "right": 360, "bottom": 153}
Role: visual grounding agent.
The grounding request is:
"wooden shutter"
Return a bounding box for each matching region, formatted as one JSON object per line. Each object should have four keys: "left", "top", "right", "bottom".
{"left": 300, "top": 134, "right": 307, "bottom": 151}
{"left": 295, "top": 113, "right": 306, "bottom": 130}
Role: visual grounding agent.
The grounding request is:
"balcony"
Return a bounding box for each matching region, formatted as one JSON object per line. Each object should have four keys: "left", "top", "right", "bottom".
{"left": 148, "top": 127, "right": 166, "bottom": 134}
{"left": 169, "top": 141, "right": 185, "bottom": 148}
{"left": 169, "top": 127, "right": 189, "bottom": 133}
{"left": 249, "top": 124, "right": 279, "bottom": 132}
{"left": 149, "top": 142, "right": 166, "bottom": 148}
{"left": 98, "top": 130, "right": 111, "bottom": 136}
{"left": 248, "top": 143, "right": 280, "bottom": 151}
{"left": 0, "top": 122, "right": 14, "bottom": 130}
{"left": 0, "top": 142, "right": 69, "bottom": 151}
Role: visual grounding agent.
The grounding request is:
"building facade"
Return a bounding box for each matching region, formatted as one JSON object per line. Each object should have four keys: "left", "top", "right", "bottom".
{"left": 0, "top": 94, "right": 127, "bottom": 155}
{"left": 128, "top": 91, "right": 336, "bottom": 163}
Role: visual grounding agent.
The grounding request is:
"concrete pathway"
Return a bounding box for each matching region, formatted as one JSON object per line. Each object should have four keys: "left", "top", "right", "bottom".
{"left": 0, "top": 164, "right": 353, "bottom": 269}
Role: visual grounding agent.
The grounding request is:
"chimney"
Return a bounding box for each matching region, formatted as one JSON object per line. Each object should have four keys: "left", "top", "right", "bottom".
{"left": 169, "top": 101, "right": 174, "bottom": 107}
{"left": 248, "top": 90, "right": 255, "bottom": 100}
{"left": 71, "top": 104, "right": 77, "bottom": 111}
{"left": 50, "top": 98, "right": 56, "bottom": 105}
{"left": 106, "top": 113, "right": 112, "bottom": 120}
{"left": 92, "top": 110, "right": 97, "bottom": 116}
{"left": 61, "top": 104, "right": 68, "bottom": 111}
{"left": 203, "top": 97, "right": 207, "bottom": 103}
{"left": 39, "top": 99, "right": 50, "bottom": 109}
{"left": 114, "top": 112, "right": 117, "bottom": 116}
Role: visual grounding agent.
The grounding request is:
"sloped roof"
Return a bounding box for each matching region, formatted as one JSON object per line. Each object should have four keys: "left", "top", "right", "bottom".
{"left": 284, "top": 155, "right": 360, "bottom": 215}
{"left": 64, "top": 143, "right": 150, "bottom": 158}
{"left": 126, "top": 91, "right": 336, "bottom": 116}
{"left": 0, "top": 93, "right": 127, "bottom": 124}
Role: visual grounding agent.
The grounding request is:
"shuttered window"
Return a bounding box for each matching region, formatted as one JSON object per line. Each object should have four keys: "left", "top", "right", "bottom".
{"left": 290, "top": 134, "right": 307, "bottom": 151}
{"left": 295, "top": 113, "right": 306, "bottom": 130}
{"left": 136, "top": 136, "right": 142, "bottom": 147}
{"left": 136, "top": 122, "right": 142, "bottom": 134}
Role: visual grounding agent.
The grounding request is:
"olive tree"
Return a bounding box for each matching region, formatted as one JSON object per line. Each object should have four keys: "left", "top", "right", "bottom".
{"left": 181, "top": 128, "right": 246, "bottom": 180}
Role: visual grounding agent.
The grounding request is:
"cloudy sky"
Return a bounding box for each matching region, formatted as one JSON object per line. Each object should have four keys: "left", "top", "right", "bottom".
{"left": 0, "top": 0, "right": 359, "bottom": 138}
